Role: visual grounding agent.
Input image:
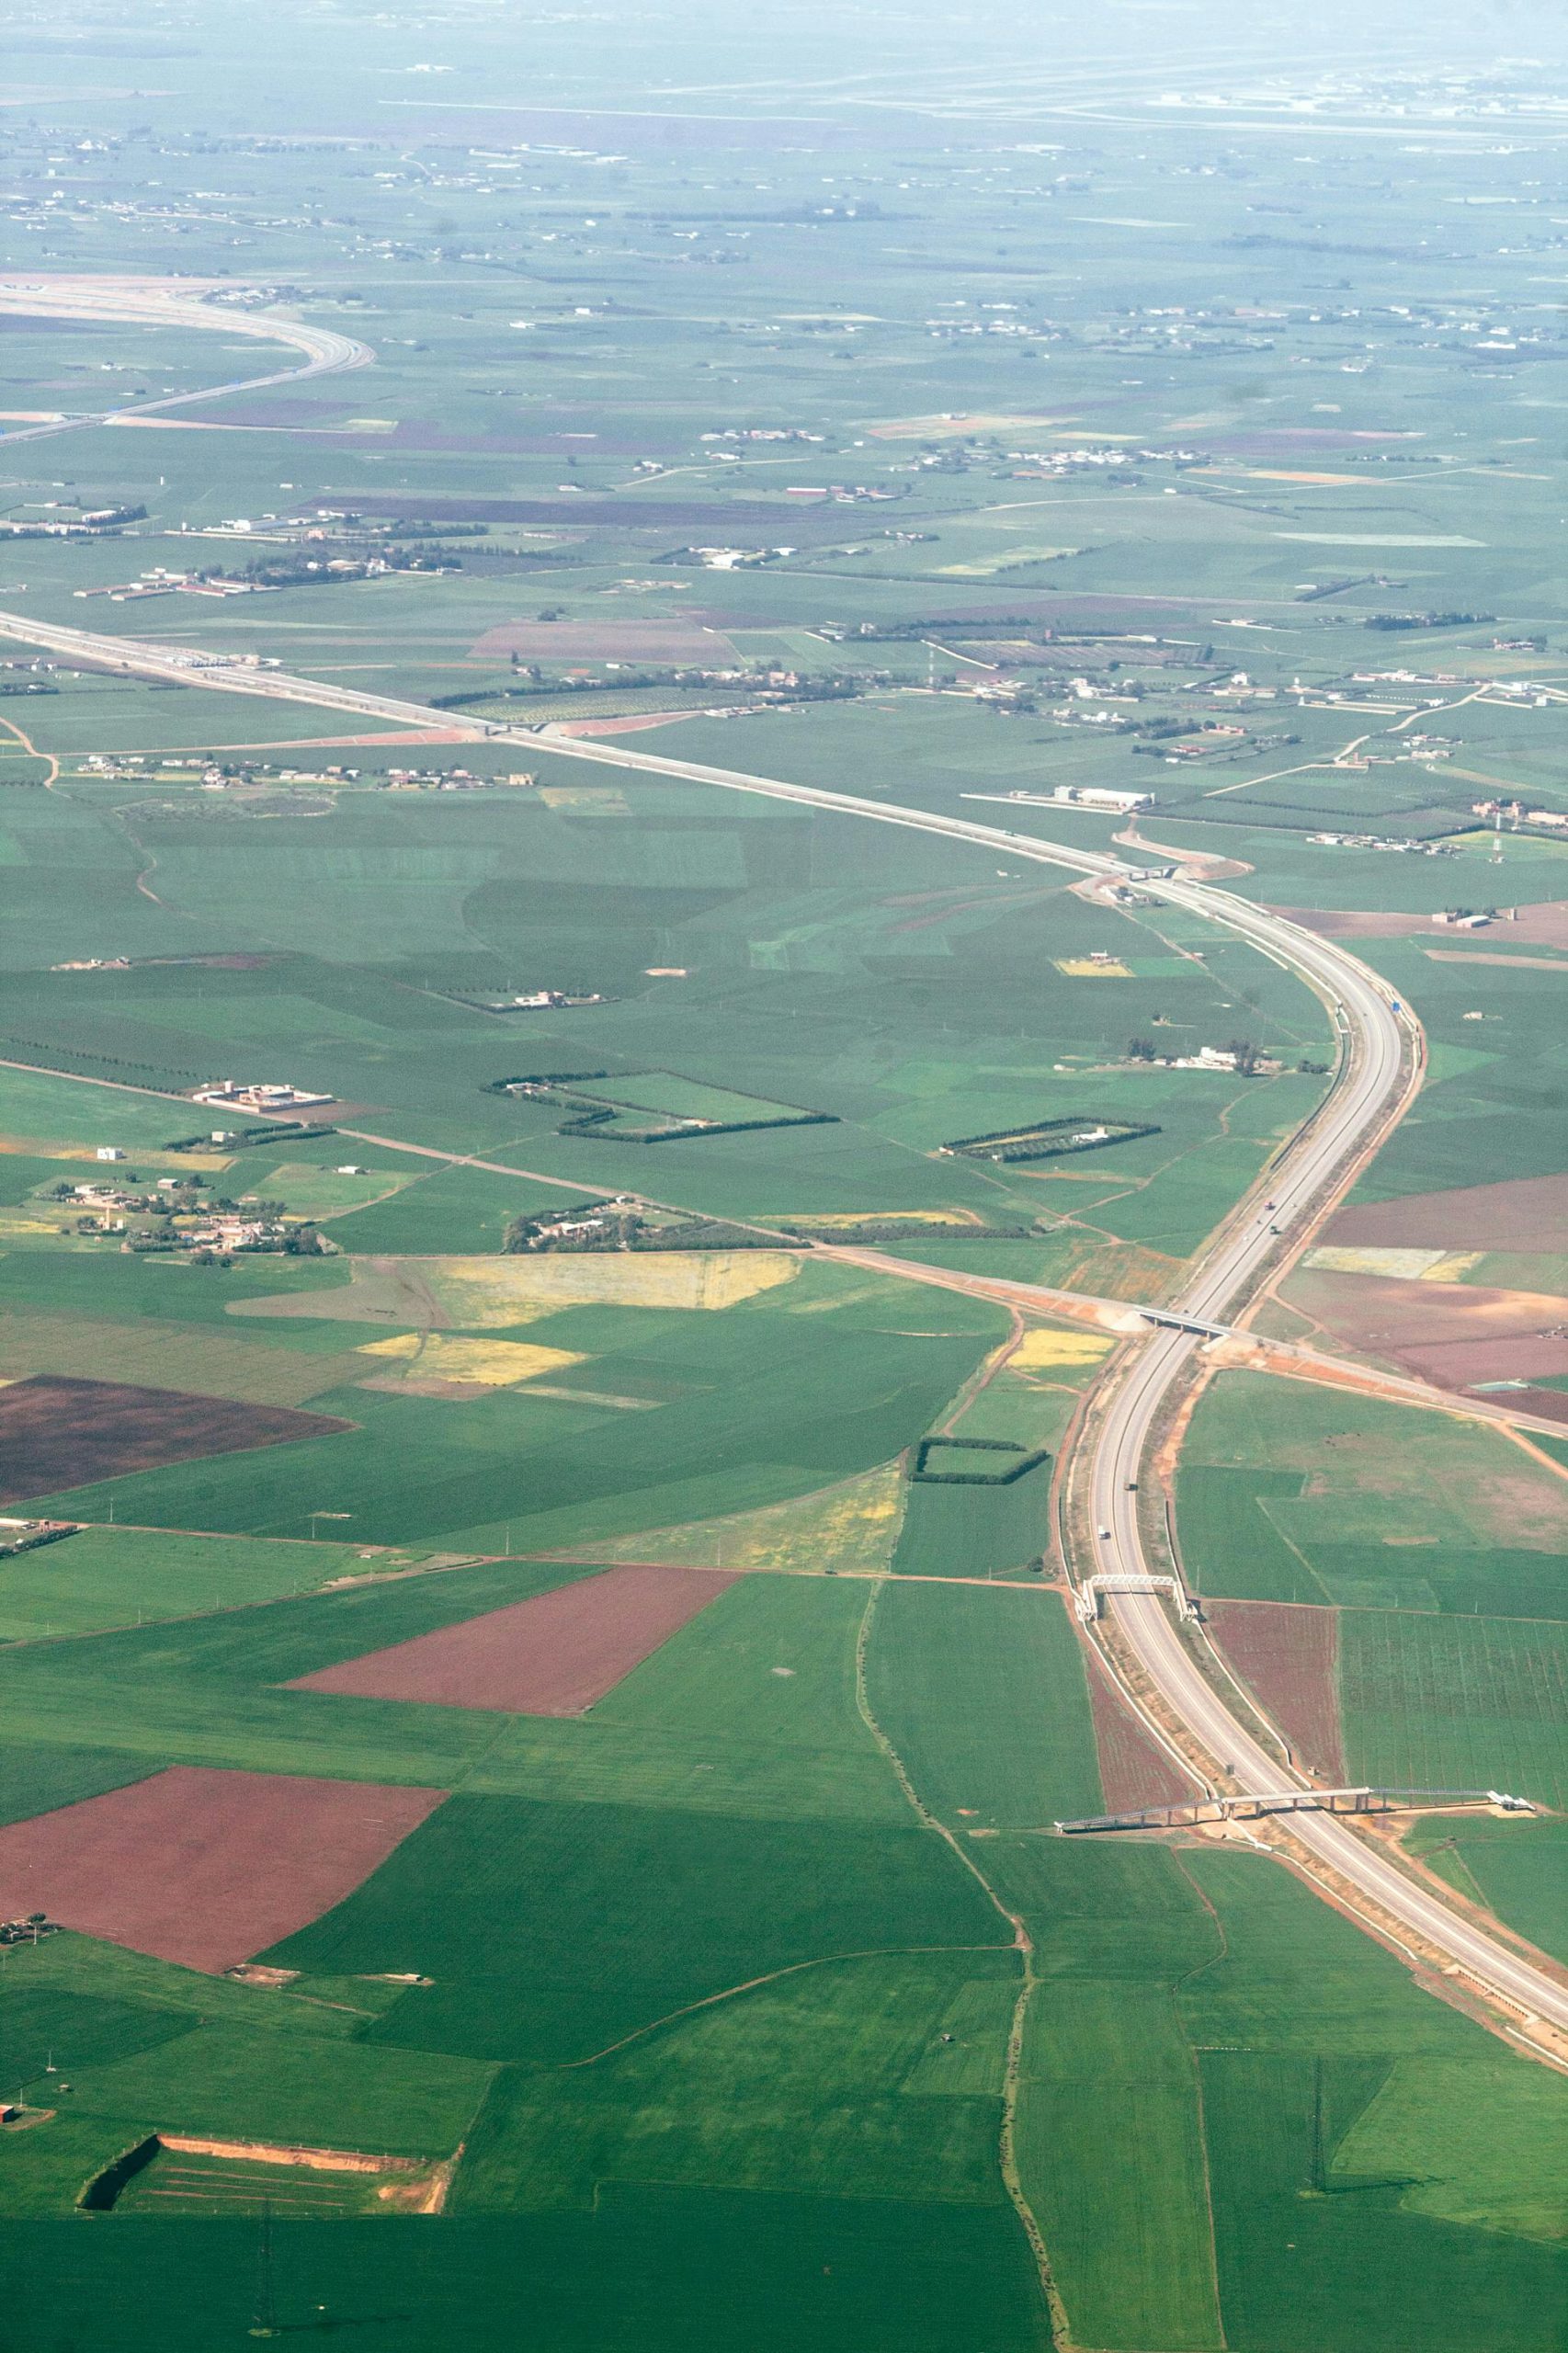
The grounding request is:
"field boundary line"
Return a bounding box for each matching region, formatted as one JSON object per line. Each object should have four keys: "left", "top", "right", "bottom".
{"left": 1165, "top": 1852, "right": 1232, "bottom": 2351}
{"left": 852, "top": 1578, "right": 1068, "bottom": 2350}
{"left": 555, "top": 1941, "right": 1012, "bottom": 2073}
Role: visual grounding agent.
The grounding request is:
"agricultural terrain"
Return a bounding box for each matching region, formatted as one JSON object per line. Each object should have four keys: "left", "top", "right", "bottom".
{"left": 0, "top": 6, "right": 1564, "bottom": 2351}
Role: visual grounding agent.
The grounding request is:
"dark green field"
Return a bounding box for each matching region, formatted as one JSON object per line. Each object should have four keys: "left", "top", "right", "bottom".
{"left": 2, "top": 5, "right": 1567, "bottom": 2345}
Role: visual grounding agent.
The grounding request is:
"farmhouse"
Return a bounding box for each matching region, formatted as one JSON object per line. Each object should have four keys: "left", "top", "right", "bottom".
{"left": 191, "top": 1079, "right": 334, "bottom": 1114}
{"left": 0, "top": 1517, "right": 75, "bottom": 1558}
{"left": 1048, "top": 784, "right": 1154, "bottom": 814}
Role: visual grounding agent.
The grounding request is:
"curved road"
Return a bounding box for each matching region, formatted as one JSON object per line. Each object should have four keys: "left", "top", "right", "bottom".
{"left": 2, "top": 609, "right": 1564, "bottom": 2037}
{"left": 0, "top": 278, "right": 370, "bottom": 449}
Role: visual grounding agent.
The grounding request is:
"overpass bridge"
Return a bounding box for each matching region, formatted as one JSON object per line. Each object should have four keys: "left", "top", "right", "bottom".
{"left": 1056, "top": 1788, "right": 1536, "bottom": 1834}
{"left": 1074, "top": 1572, "right": 1197, "bottom": 1624}
{"left": 1138, "top": 1308, "right": 1233, "bottom": 1340}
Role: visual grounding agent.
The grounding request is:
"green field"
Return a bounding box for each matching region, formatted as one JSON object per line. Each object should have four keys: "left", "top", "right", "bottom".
{"left": 451, "top": 1949, "right": 1021, "bottom": 2211}
{"left": 1339, "top": 1610, "right": 1568, "bottom": 1813}
{"left": 1, "top": 13, "right": 1567, "bottom": 2345}
{"left": 264, "top": 1792, "right": 1010, "bottom": 2063}
{"left": 0, "top": 1525, "right": 403, "bottom": 1641}
{"left": 7, "top": 1255, "right": 1000, "bottom": 1551}
{"left": 890, "top": 1456, "right": 1052, "bottom": 1579}
{"left": 1177, "top": 1371, "right": 1568, "bottom": 1615}
{"left": 864, "top": 1580, "right": 1103, "bottom": 1829}
{"left": 1405, "top": 1816, "right": 1568, "bottom": 1968}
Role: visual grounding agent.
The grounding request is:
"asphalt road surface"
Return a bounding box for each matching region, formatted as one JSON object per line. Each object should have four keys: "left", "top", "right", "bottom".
{"left": 0, "top": 281, "right": 369, "bottom": 449}
{"left": 4, "top": 611, "right": 1563, "bottom": 2036}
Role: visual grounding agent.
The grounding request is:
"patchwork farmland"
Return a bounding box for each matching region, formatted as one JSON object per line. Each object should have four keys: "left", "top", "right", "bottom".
{"left": 0, "top": 10, "right": 1565, "bottom": 2352}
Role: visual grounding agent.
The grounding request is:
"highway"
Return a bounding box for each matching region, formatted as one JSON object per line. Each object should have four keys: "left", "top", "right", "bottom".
{"left": 0, "top": 276, "right": 370, "bottom": 449}
{"left": 3, "top": 608, "right": 1565, "bottom": 2039}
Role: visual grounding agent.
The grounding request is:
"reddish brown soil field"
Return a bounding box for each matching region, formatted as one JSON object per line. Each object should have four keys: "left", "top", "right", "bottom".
{"left": 1275, "top": 905, "right": 1449, "bottom": 941}
{"left": 1325, "top": 1173, "right": 1568, "bottom": 1256}
{"left": 469, "top": 622, "right": 738, "bottom": 664}
{"left": 1399, "top": 1335, "right": 1568, "bottom": 1387}
{"left": 1204, "top": 1599, "right": 1346, "bottom": 1781}
{"left": 0, "top": 1767, "right": 444, "bottom": 1973}
{"left": 290, "top": 1563, "right": 737, "bottom": 1716}
{"left": 1276, "top": 903, "right": 1568, "bottom": 950}
{"left": 1283, "top": 1271, "right": 1568, "bottom": 1392}
{"left": 0, "top": 1377, "right": 353, "bottom": 1504}
{"left": 1511, "top": 1389, "right": 1568, "bottom": 1426}
{"left": 1082, "top": 1648, "right": 1200, "bottom": 1813}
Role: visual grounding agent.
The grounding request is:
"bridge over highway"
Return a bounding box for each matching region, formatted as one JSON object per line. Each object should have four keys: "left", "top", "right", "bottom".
{"left": 2, "top": 602, "right": 1565, "bottom": 2044}
{"left": 1058, "top": 1789, "right": 1539, "bottom": 1834}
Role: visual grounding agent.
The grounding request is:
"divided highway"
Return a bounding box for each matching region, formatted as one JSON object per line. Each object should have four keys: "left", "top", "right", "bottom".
{"left": 0, "top": 278, "right": 370, "bottom": 449}
{"left": 4, "top": 609, "right": 1564, "bottom": 2040}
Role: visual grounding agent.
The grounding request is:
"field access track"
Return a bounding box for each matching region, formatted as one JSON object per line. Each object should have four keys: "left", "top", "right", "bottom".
{"left": 5, "top": 601, "right": 1566, "bottom": 2036}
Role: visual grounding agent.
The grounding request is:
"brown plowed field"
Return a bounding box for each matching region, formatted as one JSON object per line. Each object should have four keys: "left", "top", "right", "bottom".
{"left": 1278, "top": 902, "right": 1568, "bottom": 953}
{"left": 290, "top": 1563, "right": 737, "bottom": 1716}
{"left": 0, "top": 1376, "right": 352, "bottom": 1503}
{"left": 1282, "top": 1270, "right": 1568, "bottom": 1392}
{"left": 1511, "top": 1388, "right": 1568, "bottom": 1425}
{"left": 1325, "top": 1173, "right": 1568, "bottom": 1255}
{"left": 1204, "top": 1599, "right": 1345, "bottom": 1782}
{"left": 1400, "top": 1334, "right": 1568, "bottom": 1387}
{"left": 0, "top": 1767, "right": 444, "bottom": 1973}
{"left": 1082, "top": 1649, "right": 1199, "bottom": 1813}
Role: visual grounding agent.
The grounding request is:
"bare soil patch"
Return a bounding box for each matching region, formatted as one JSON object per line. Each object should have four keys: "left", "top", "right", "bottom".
{"left": 1082, "top": 1649, "right": 1199, "bottom": 1813}
{"left": 548, "top": 712, "right": 695, "bottom": 738}
{"left": 1276, "top": 902, "right": 1568, "bottom": 951}
{"left": 1329, "top": 1175, "right": 1568, "bottom": 1256}
{"left": 233, "top": 1256, "right": 453, "bottom": 1330}
{"left": 1401, "top": 1335, "right": 1568, "bottom": 1387}
{"left": 290, "top": 1563, "right": 737, "bottom": 1716}
{"left": 1116, "top": 829, "right": 1252, "bottom": 881}
{"left": 0, "top": 1767, "right": 444, "bottom": 1973}
{"left": 1205, "top": 1599, "right": 1345, "bottom": 1781}
{"left": 1284, "top": 1269, "right": 1568, "bottom": 1391}
{"left": 1510, "top": 1389, "right": 1568, "bottom": 1426}
{"left": 0, "top": 1376, "right": 352, "bottom": 1504}
{"left": 1425, "top": 948, "right": 1568, "bottom": 972}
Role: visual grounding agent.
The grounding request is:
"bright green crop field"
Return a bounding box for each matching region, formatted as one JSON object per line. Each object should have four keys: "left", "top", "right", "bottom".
{"left": 2, "top": 9, "right": 1567, "bottom": 2347}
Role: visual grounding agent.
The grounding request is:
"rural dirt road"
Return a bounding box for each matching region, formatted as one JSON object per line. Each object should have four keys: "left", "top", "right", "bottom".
{"left": 3, "top": 601, "right": 1564, "bottom": 2043}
